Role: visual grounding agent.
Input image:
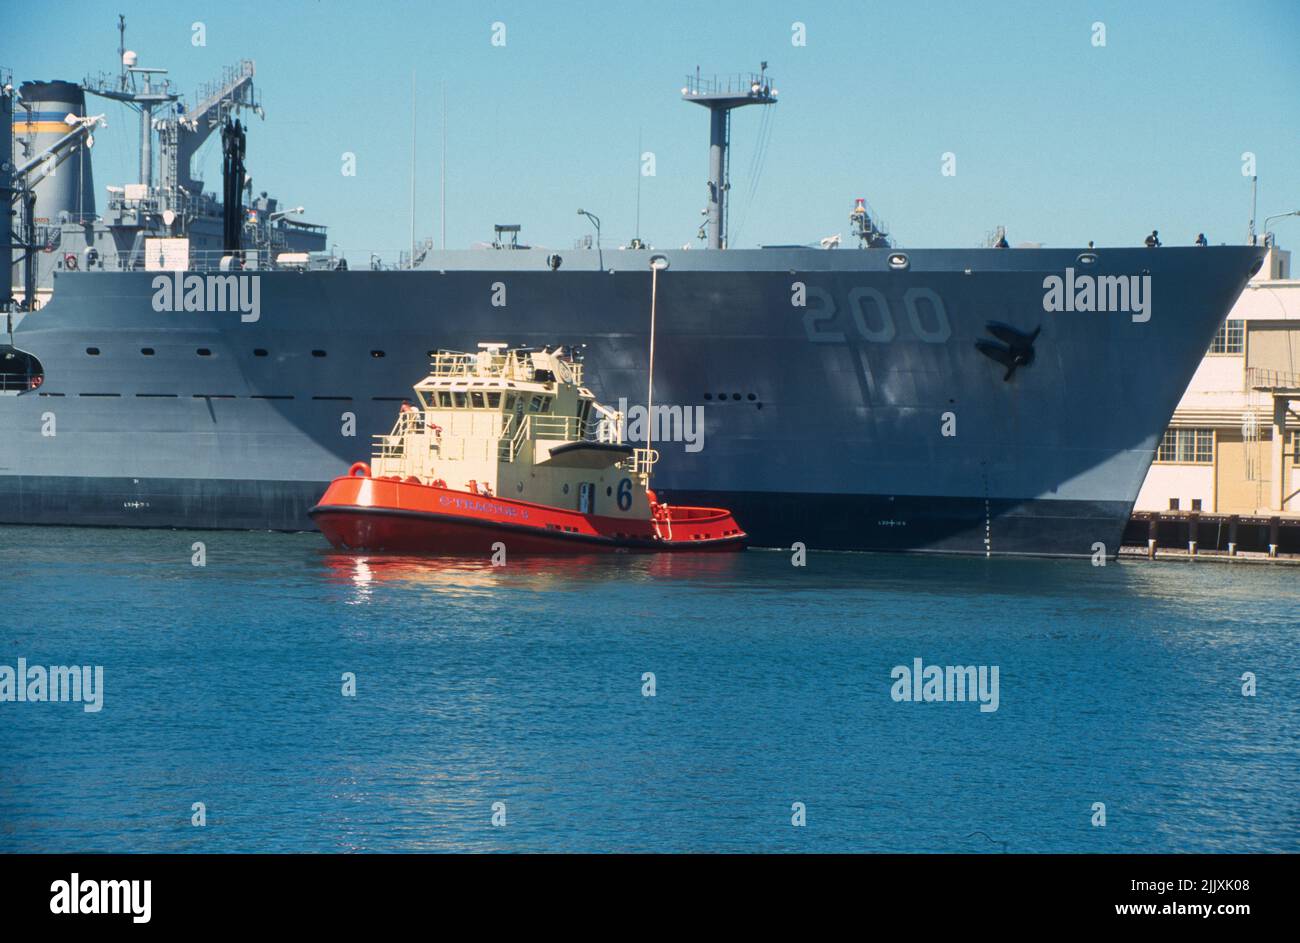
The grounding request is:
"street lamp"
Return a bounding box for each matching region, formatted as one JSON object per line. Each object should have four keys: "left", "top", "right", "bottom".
{"left": 577, "top": 208, "right": 601, "bottom": 252}
{"left": 643, "top": 254, "right": 670, "bottom": 487}
{"left": 1263, "top": 210, "right": 1300, "bottom": 246}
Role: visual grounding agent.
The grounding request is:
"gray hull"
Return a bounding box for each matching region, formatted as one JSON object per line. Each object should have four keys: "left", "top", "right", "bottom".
{"left": 0, "top": 245, "right": 1264, "bottom": 556}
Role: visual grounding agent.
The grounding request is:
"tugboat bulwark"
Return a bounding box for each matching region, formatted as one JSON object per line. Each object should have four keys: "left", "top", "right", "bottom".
{"left": 309, "top": 344, "right": 746, "bottom": 554}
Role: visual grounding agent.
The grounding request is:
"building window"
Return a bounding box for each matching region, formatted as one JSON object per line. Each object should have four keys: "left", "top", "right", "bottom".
{"left": 1156, "top": 428, "right": 1213, "bottom": 463}
{"left": 1208, "top": 319, "right": 1244, "bottom": 354}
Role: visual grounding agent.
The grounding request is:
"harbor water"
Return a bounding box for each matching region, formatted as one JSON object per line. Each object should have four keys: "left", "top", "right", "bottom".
{"left": 1, "top": 526, "right": 1295, "bottom": 853}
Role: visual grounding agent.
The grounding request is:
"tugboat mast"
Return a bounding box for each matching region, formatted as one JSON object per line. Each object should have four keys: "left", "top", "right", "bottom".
{"left": 682, "top": 64, "right": 777, "bottom": 249}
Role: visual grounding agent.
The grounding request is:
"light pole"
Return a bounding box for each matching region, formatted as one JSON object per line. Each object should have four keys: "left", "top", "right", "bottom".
{"left": 1263, "top": 210, "right": 1300, "bottom": 246}
{"left": 578, "top": 208, "right": 602, "bottom": 269}
{"left": 577, "top": 208, "right": 601, "bottom": 250}
{"left": 644, "top": 254, "right": 669, "bottom": 488}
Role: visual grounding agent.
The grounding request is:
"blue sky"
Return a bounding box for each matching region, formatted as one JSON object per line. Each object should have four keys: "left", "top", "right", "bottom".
{"left": 8, "top": 0, "right": 1299, "bottom": 255}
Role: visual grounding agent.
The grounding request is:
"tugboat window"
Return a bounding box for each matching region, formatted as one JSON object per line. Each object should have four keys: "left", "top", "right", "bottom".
{"left": 453, "top": 392, "right": 467, "bottom": 408}
{"left": 438, "top": 391, "right": 452, "bottom": 407}
{"left": 470, "top": 391, "right": 486, "bottom": 409}
{"left": 486, "top": 392, "right": 501, "bottom": 408}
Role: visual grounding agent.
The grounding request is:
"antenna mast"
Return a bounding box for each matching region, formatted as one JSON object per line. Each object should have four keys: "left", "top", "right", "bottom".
{"left": 681, "top": 63, "right": 776, "bottom": 249}
{"left": 410, "top": 70, "right": 416, "bottom": 267}
{"left": 441, "top": 80, "right": 446, "bottom": 251}
{"left": 1249, "top": 175, "right": 1258, "bottom": 246}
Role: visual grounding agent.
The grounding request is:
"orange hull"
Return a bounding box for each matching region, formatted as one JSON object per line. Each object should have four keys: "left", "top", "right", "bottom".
{"left": 309, "top": 475, "right": 747, "bottom": 554}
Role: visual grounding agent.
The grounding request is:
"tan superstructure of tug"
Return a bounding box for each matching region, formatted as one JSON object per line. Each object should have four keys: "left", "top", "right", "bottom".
{"left": 372, "top": 344, "right": 652, "bottom": 518}
{"left": 310, "top": 343, "right": 746, "bottom": 553}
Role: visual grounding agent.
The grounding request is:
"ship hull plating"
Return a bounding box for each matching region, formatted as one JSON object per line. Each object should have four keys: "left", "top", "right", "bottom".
{"left": 0, "top": 246, "right": 1264, "bottom": 557}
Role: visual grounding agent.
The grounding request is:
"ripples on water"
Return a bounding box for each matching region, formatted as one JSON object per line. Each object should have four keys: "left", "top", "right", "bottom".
{"left": 0, "top": 526, "right": 1295, "bottom": 852}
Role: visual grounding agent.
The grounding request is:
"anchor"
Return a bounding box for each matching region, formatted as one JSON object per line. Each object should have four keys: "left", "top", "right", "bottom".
{"left": 976, "top": 321, "right": 1041, "bottom": 381}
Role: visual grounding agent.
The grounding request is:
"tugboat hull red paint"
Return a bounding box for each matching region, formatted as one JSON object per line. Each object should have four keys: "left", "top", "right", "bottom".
{"left": 309, "top": 475, "right": 746, "bottom": 554}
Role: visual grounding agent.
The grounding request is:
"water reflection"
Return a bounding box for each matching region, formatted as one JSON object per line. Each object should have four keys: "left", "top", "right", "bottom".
{"left": 317, "top": 548, "right": 751, "bottom": 598}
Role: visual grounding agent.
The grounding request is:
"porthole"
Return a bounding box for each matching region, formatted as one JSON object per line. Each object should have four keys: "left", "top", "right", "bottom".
{"left": 704, "top": 393, "right": 712, "bottom": 401}
{"left": 253, "top": 348, "right": 268, "bottom": 357}
{"left": 888, "top": 252, "right": 910, "bottom": 270}
{"left": 141, "top": 348, "right": 155, "bottom": 356}
{"left": 732, "top": 393, "right": 741, "bottom": 401}
{"left": 606, "top": 486, "right": 613, "bottom": 497}
{"left": 312, "top": 350, "right": 327, "bottom": 358}
{"left": 196, "top": 348, "right": 212, "bottom": 357}
{"left": 371, "top": 350, "right": 386, "bottom": 358}
{"left": 86, "top": 347, "right": 100, "bottom": 356}
{"left": 563, "top": 483, "right": 570, "bottom": 494}
{"left": 1076, "top": 252, "right": 1098, "bottom": 266}
{"left": 747, "top": 393, "right": 756, "bottom": 401}
{"left": 516, "top": 482, "right": 524, "bottom": 493}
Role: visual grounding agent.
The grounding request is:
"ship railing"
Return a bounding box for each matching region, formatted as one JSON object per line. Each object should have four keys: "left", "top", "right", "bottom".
{"left": 683, "top": 70, "right": 775, "bottom": 99}
{"left": 370, "top": 410, "right": 433, "bottom": 472}
{"left": 546, "top": 357, "right": 583, "bottom": 386}
{"left": 68, "top": 247, "right": 348, "bottom": 274}
{"left": 426, "top": 350, "right": 526, "bottom": 379}
{"left": 625, "top": 448, "right": 660, "bottom": 480}
{"left": 593, "top": 408, "right": 625, "bottom": 444}
{"left": 0, "top": 374, "right": 41, "bottom": 393}
{"left": 531, "top": 415, "right": 588, "bottom": 440}
{"left": 370, "top": 433, "right": 405, "bottom": 477}
{"left": 498, "top": 414, "right": 599, "bottom": 462}
{"left": 1246, "top": 366, "right": 1300, "bottom": 391}
{"left": 498, "top": 414, "right": 538, "bottom": 462}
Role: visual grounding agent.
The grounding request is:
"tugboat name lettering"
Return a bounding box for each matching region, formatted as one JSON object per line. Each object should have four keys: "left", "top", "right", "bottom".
{"left": 440, "top": 494, "right": 529, "bottom": 521}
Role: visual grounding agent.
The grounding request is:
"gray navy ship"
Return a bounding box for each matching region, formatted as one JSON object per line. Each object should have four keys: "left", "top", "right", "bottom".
{"left": 0, "top": 28, "right": 1266, "bottom": 557}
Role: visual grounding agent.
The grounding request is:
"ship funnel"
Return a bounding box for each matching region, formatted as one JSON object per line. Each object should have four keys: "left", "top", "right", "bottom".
{"left": 13, "top": 80, "right": 97, "bottom": 224}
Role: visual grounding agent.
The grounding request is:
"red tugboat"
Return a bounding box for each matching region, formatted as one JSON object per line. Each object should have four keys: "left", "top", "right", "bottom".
{"left": 309, "top": 344, "right": 746, "bottom": 554}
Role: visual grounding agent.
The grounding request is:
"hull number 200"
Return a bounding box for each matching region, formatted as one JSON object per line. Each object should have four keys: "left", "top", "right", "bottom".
{"left": 801, "top": 286, "right": 952, "bottom": 345}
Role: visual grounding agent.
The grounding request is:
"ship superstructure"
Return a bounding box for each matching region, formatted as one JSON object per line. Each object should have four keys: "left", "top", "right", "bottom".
{"left": 5, "top": 17, "right": 327, "bottom": 316}
{"left": 0, "top": 33, "right": 1268, "bottom": 558}
{"left": 371, "top": 345, "right": 640, "bottom": 506}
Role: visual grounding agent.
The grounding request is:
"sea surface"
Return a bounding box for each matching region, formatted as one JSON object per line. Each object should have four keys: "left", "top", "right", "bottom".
{"left": 1, "top": 526, "right": 1296, "bottom": 853}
